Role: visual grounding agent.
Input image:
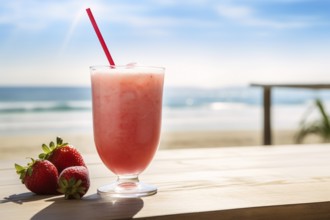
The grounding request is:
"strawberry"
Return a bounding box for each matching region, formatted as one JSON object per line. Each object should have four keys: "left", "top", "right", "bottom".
{"left": 15, "top": 159, "right": 59, "bottom": 195}
{"left": 58, "top": 166, "right": 90, "bottom": 199}
{"left": 39, "top": 137, "right": 86, "bottom": 173}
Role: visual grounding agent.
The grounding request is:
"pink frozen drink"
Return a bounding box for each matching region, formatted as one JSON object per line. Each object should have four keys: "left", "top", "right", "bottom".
{"left": 91, "top": 65, "right": 164, "bottom": 176}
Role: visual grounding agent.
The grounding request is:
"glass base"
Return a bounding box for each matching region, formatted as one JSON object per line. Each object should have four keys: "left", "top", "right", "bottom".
{"left": 97, "top": 175, "right": 157, "bottom": 198}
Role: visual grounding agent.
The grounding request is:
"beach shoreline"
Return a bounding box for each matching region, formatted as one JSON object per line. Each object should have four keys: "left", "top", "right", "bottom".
{"left": 0, "top": 129, "right": 324, "bottom": 160}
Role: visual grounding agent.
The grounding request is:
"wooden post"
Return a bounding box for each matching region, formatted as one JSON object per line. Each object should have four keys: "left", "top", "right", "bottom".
{"left": 263, "top": 86, "right": 272, "bottom": 145}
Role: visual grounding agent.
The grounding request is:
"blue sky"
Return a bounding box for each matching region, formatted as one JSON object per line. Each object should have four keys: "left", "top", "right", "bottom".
{"left": 1, "top": 0, "right": 330, "bottom": 87}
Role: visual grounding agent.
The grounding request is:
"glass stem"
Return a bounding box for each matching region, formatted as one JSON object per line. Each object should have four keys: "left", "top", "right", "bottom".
{"left": 117, "top": 175, "right": 140, "bottom": 184}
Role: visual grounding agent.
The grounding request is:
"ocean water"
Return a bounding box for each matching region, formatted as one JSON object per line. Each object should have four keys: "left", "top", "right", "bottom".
{"left": 0, "top": 86, "right": 329, "bottom": 136}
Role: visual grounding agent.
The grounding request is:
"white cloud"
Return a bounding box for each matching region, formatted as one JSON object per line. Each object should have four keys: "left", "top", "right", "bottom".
{"left": 216, "top": 4, "right": 253, "bottom": 20}
{"left": 0, "top": 0, "right": 323, "bottom": 32}
{"left": 147, "top": 0, "right": 209, "bottom": 6}
{"left": 0, "top": 0, "right": 83, "bottom": 30}
{"left": 0, "top": 0, "right": 216, "bottom": 32}
{"left": 216, "top": 3, "right": 316, "bottom": 29}
{"left": 94, "top": 2, "right": 214, "bottom": 29}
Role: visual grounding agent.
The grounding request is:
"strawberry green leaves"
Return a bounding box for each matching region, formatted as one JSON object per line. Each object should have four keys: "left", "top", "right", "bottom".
{"left": 57, "top": 166, "right": 90, "bottom": 199}
{"left": 14, "top": 159, "right": 59, "bottom": 194}
{"left": 39, "top": 137, "right": 68, "bottom": 160}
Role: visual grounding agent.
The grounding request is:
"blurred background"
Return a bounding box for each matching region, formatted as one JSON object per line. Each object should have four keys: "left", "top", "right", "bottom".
{"left": 1, "top": 0, "right": 330, "bottom": 159}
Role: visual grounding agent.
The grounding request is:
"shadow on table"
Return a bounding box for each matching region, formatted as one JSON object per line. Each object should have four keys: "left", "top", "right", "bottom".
{"left": 30, "top": 194, "right": 144, "bottom": 220}
{"left": 2, "top": 192, "right": 144, "bottom": 219}
{"left": 1, "top": 192, "right": 48, "bottom": 204}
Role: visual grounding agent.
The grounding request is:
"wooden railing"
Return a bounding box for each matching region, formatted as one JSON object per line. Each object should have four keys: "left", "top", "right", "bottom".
{"left": 250, "top": 83, "right": 330, "bottom": 145}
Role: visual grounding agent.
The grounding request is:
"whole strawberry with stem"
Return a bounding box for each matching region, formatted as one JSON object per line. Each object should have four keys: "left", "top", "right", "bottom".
{"left": 39, "top": 137, "right": 86, "bottom": 173}
{"left": 15, "top": 159, "right": 59, "bottom": 195}
{"left": 58, "top": 166, "right": 90, "bottom": 199}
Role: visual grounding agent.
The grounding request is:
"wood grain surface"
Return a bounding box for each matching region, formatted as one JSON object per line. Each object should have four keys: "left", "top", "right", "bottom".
{"left": 1, "top": 144, "right": 330, "bottom": 219}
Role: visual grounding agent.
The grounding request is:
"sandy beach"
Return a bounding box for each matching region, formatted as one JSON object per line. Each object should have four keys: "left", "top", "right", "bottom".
{"left": 0, "top": 129, "right": 324, "bottom": 160}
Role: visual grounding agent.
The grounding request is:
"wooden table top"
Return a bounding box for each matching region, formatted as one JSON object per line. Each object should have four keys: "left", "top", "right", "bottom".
{"left": 1, "top": 144, "right": 330, "bottom": 219}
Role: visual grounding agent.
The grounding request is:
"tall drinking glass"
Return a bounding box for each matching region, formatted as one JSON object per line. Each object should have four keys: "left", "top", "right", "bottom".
{"left": 90, "top": 65, "right": 165, "bottom": 198}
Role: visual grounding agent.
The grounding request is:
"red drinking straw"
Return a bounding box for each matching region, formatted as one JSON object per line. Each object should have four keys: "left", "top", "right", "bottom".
{"left": 86, "top": 8, "right": 115, "bottom": 66}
